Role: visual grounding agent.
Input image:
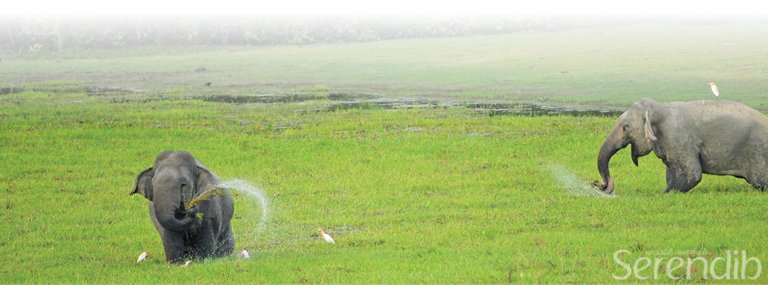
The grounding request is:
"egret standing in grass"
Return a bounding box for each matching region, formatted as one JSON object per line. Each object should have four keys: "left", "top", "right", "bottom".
{"left": 239, "top": 249, "right": 251, "bottom": 259}
{"left": 709, "top": 82, "right": 720, "bottom": 98}
{"left": 319, "top": 228, "right": 335, "bottom": 244}
{"left": 136, "top": 251, "right": 149, "bottom": 263}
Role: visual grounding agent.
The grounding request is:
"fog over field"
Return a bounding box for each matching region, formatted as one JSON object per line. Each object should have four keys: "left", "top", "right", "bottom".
{"left": 2, "top": 15, "right": 766, "bottom": 52}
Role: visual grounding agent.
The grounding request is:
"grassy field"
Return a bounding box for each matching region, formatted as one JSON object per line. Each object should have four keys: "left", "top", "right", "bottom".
{"left": 2, "top": 20, "right": 768, "bottom": 283}
{"left": 4, "top": 20, "right": 768, "bottom": 106}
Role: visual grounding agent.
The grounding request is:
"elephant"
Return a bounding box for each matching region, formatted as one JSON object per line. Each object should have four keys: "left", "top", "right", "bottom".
{"left": 597, "top": 98, "right": 768, "bottom": 194}
{"left": 130, "top": 151, "right": 235, "bottom": 263}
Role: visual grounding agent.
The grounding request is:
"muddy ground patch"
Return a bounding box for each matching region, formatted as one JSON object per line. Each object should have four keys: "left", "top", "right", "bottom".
{"left": 0, "top": 87, "right": 24, "bottom": 95}
{"left": 202, "top": 94, "right": 323, "bottom": 104}
{"left": 326, "top": 98, "right": 624, "bottom": 117}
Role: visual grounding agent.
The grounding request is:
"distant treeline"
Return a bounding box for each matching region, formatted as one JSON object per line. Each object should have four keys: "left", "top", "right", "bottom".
{"left": 0, "top": 15, "right": 620, "bottom": 53}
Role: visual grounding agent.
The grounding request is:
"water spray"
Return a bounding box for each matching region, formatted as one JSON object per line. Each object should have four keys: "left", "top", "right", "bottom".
{"left": 550, "top": 164, "right": 615, "bottom": 198}
{"left": 184, "top": 179, "right": 271, "bottom": 239}
{"left": 219, "top": 179, "right": 271, "bottom": 236}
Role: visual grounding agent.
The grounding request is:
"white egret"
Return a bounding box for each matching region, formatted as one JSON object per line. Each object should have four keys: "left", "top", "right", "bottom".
{"left": 239, "top": 249, "right": 251, "bottom": 259}
{"left": 318, "top": 228, "right": 335, "bottom": 244}
{"left": 136, "top": 251, "right": 149, "bottom": 263}
{"left": 709, "top": 82, "right": 720, "bottom": 98}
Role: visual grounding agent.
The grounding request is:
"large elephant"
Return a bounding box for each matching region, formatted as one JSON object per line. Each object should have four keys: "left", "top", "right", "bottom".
{"left": 131, "top": 151, "right": 235, "bottom": 263}
{"left": 598, "top": 98, "right": 768, "bottom": 194}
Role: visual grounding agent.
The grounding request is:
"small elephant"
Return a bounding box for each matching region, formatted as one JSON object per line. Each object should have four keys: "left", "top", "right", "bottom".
{"left": 131, "top": 151, "right": 235, "bottom": 263}
{"left": 598, "top": 98, "right": 768, "bottom": 194}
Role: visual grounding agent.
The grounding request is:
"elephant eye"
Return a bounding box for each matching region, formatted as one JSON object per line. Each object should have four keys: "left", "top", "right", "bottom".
{"left": 622, "top": 125, "right": 628, "bottom": 132}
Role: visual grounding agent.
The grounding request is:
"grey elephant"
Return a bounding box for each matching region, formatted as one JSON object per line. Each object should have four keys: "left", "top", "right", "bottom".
{"left": 131, "top": 151, "right": 235, "bottom": 263}
{"left": 598, "top": 98, "right": 768, "bottom": 194}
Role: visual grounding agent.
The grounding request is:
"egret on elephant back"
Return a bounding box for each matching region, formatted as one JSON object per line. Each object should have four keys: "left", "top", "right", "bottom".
{"left": 597, "top": 98, "right": 768, "bottom": 194}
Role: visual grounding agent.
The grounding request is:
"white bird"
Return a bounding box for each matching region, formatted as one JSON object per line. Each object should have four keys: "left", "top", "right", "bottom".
{"left": 182, "top": 260, "right": 192, "bottom": 267}
{"left": 319, "top": 228, "right": 335, "bottom": 244}
{"left": 239, "top": 249, "right": 251, "bottom": 259}
{"left": 136, "top": 251, "right": 149, "bottom": 263}
{"left": 709, "top": 82, "right": 720, "bottom": 98}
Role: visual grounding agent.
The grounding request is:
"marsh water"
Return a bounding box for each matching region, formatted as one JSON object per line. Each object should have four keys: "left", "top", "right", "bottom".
{"left": 19, "top": 85, "right": 628, "bottom": 117}
{"left": 206, "top": 93, "right": 627, "bottom": 117}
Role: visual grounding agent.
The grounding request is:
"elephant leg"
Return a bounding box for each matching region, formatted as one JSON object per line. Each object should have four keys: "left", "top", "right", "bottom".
{"left": 743, "top": 158, "right": 768, "bottom": 190}
{"left": 745, "top": 173, "right": 768, "bottom": 190}
{"left": 195, "top": 225, "right": 218, "bottom": 259}
{"left": 664, "top": 161, "right": 702, "bottom": 193}
{"left": 214, "top": 225, "right": 235, "bottom": 258}
{"left": 161, "top": 233, "right": 189, "bottom": 264}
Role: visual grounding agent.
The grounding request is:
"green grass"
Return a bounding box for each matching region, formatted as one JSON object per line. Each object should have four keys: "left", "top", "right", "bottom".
{"left": 2, "top": 21, "right": 768, "bottom": 283}
{"left": 2, "top": 91, "right": 767, "bottom": 283}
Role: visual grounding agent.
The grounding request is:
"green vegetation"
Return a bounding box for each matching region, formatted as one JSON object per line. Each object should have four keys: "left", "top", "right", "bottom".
{"left": 2, "top": 21, "right": 768, "bottom": 283}
{"left": 186, "top": 186, "right": 229, "bottom": 211}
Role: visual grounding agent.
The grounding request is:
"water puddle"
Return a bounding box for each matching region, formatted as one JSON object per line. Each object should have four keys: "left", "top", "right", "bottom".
{"left": 328, "top": 92, "right": 382, "bottom": 101}
{"left": 466, "top": 102, "right": 624, "bottom": 117}
{"left": 3, "top": 85, "right": 140, "bottom": 96}
{"left": 326, "top": 98, "right": 624, "bottom": 117}
{"left": 26, "top": 83, "right": 626, "bottom": 117}
{"left": 0, "top": 87, "right": 23, "bottom": 95}
{"left": 85, "top": 86, "right": 142, "bottom": 96}
{"left": 326, "top": 98, "right": 451, "bottom": 111}
{"left": 203, "top": 94, "right": 322, "bottom": 104}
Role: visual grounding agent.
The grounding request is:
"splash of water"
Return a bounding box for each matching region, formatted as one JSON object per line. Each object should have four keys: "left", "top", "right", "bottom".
{"left": 550, "top": 164, "right": 615, "bottom": 198}
{"left": 219, "top": 179, "right": 270, "bottom": 236}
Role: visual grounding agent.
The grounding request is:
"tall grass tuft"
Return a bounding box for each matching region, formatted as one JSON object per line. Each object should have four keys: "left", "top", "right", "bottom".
{"left": 185, "top": 186, "right": 228, "bottom": 210}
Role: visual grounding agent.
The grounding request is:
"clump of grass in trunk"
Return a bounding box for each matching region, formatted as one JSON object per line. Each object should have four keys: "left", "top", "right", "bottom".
{"left": 185, "top": 186, "right": 228, "bottom": 211}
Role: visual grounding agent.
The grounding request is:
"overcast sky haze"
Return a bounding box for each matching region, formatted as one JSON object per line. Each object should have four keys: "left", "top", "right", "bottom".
{"left": 3, "top": 0, "right": 768, "bottom": 16}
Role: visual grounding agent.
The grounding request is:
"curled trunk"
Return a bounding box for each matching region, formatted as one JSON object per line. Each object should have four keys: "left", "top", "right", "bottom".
{"left": 155, "top": 201, "right": 198, "bottom": 232}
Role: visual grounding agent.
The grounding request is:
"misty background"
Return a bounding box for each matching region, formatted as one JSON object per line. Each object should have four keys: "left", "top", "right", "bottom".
{"left": 3, "top": 15, "right": 765, "bottom": 53}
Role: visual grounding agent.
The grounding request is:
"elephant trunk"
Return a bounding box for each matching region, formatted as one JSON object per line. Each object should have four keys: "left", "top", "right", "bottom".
{"left": 597, "top": 125, "right": 628, "bottom": 194}
{"left": 154, "top": 196, "right": 198, "bottom": 232}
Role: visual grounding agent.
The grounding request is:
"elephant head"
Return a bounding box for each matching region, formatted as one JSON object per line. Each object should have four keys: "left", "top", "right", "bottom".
{"left": 597, "top": 98, "right": 667, "bottom": 194}
{"left": 131, "top": 151, "right": 219, "bottom": 232}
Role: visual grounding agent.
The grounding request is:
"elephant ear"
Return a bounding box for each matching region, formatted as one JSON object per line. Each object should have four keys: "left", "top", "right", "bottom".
{"left": 130, "top": 167, "right": 154, "bottom": 201}
{"left": 644, "top": 110, "right": 658, "bottom": 142}
{"left": 195, "top": 162, "right": 221, "bottom": 194}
